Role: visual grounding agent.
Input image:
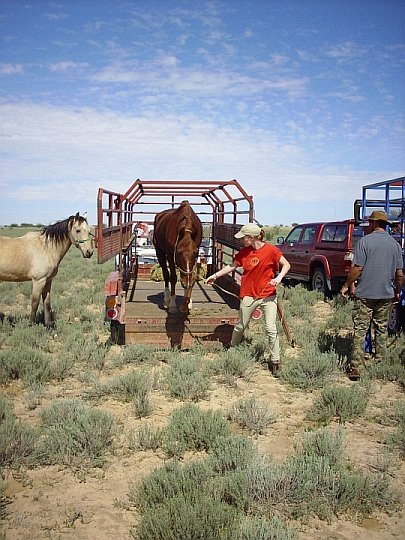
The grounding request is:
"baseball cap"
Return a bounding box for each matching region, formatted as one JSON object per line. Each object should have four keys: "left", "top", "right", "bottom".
{"left": 234, "top": 223, "right": 262, "bottom": 238}
{"left": 368, "top": 210, "right": 390, "bottom": 224}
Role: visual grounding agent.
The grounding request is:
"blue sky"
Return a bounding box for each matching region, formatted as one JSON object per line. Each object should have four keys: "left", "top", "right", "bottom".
{"left": 1, "top": 0, "right": 404, "bottom": 226}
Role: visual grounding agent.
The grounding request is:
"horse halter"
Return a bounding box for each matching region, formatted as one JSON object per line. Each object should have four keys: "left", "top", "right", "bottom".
{"left": 72, "top": 228, "right": 95, "bottom": 248}
{"left": 174, "top": 227, "right": 198, "bottom": 278}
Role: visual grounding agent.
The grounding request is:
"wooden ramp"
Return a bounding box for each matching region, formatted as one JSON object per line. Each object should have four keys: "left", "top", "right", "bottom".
{"left": 123, "top": 277, "right": 240, "bottom": 348}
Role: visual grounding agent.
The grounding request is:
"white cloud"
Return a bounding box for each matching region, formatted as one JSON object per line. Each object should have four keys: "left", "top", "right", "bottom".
{"left": 0, "top": 63, "right": 24, "bottom": 74}
{"left": 44, "top": 12, "right": 67, "bottom": 21}
{"left": 90, "top": 59, "right": 308, "bottom": 99}
{"left": 325, "top": 41, "right": 368, "bottom": 61}
{"left": 0, "top": 100, "right": 388, "bottom": 226}
{"left": 49, "top": 61, "right": 89, "bottom": 72}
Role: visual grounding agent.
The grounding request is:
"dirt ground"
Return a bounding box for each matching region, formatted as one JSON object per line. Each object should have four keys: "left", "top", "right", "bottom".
{"left": 1, "top": 301, "right": 405, "bottom": 540}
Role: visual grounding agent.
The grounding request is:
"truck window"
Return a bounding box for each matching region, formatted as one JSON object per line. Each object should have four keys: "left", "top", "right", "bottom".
{"left": 285, "top": 226, "right": 303, "bottom": 244}
{"left": 352, "top": 226, "right": 364, "bottom": 248}
{"left": 301, "top": 226, "right": 317, "bottom": 244}
{"left": 333, "top": 224, "right": 348, "bottom": 242}
{"left": 321, "top": 224, "right": 348, "bottom": 242}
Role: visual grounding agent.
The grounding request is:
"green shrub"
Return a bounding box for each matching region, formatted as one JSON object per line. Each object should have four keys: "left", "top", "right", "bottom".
{"left": 0, "top": 395, "right": 14, "bottom": 423}
{"left": 228, "top": 396, "right": 276, "bottom": 434}
{"left": 307, "top": 384, "right": 369, "bottom": 424}
{"left": 52, "top": 353, "right": 77, "bottom": 381}
{"left": 0, "top": 416, "right": 38, "bottom": 468}
{"left": 211, "top": 345, "right": 256, "bottom": 384}
{"left": 164, "top": 403, "right": 231, "bottom": 454}
{"left": 295, "top": 426, "right": 346, "bottom": 467}
{"left": 25, "top": 381, "right": 46, "bottom": 410}
{"left": 129, "top": 423, "right": 163, "bottom": 451}
{"left": 237, "top": 515, "right": 297, "bottom": 540}
{"left": 385, "top": 402, "right": 405, "bottom": 457}
{"left": 36, "top": 398, "right": 115, "bottom": 467}
{"left": 280, "top": 346, "right": 338, "bottom": 390}
{"left": 251, "top": 452, "right": 394, "bottom": 521}
{"left": 0, "top": 348, "right": 24, "bottom": 384}
{"left": 0, "top": 346, "right": 51, "bottom": 385}
{"left": 85, "top": 370, "right": 153, "bottom": 416}
{"left": 167, "top": 354, "right": 211, "bottom": 401}
{"left": 133, "top": 494, "right": 237, "bottom": 540}
{"left": 119, "top": 344, "right": 160, "bottom": 366}
{"left": 208, "top": 434, "right": 258, "bottom": 474}
{"left": 324, "top": 296, "right": 353, "bottom": 330}
{"left": 57, "top": 333, "right": 107, "bottom": 370}
{"left": 131, "top": 460, "right": 213, "bottom": 511}
{"left": 3, "top": 323, "right": 51, "bottom": 351}
{"left": 213, "top": 469, "right": 251, "bottom": 512}
{"left": 113, "top": 370, "right": 153, "bottom": 403}
{"left": 132, "top": 392, "right": 153, "bottom": 419}
{"left": 366, "top": 354, "right": 405, "bottom": 383}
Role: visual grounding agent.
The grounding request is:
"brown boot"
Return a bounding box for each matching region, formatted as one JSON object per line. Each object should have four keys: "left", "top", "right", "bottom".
{"left": 269, "top": 360, "right": 280, "bottom": 377}
{"left": 347, "top": 367, "right": 361, "bottom": 381}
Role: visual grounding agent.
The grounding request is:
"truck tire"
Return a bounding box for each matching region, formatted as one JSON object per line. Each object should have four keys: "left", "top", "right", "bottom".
{"left": 311, "top": 267, "right": 329, "bottom": 295}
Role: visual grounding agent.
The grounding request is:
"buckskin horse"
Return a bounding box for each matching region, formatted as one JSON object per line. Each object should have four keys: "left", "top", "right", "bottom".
{"left": 0, "top": 213, "right": 94, "bottom": 326}
{"left": 153, "top": 201, "right": 203, "bottom": 314}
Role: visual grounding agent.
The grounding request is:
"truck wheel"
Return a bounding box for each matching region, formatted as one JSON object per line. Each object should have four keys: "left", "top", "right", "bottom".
{"left": 311, "top": 268, "right": 329, "bottom": 295}
{"left": 388, "top": 304, "right": 400, "bottom": 335}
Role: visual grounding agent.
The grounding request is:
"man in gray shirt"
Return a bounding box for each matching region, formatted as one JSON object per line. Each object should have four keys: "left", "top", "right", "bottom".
{"left": 341, "top": 211, "right": 403, "bottom": 380}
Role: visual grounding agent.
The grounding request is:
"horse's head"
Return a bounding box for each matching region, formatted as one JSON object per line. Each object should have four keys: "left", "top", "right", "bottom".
{"left": 68, "top": 212, "right": 94, "bottom": 258}
{"left": 176, "top": 242, "right": 199, "bottom": 290}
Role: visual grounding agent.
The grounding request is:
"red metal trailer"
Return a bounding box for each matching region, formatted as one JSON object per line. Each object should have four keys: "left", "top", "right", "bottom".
{"left": 97, "top": 179, "right": 254, "bottom": 347}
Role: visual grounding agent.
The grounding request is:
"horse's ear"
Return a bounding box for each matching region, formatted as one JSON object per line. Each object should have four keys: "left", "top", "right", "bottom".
{"left": 75, "top": 212, "right": 79, "bottom": 219}
{"left": 83, "top": 212, "right": 88, "bottom": 220}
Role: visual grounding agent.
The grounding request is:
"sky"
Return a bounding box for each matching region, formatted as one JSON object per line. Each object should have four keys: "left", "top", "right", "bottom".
{"left": 1, "top": 0, "right": 404, "bottom": 227}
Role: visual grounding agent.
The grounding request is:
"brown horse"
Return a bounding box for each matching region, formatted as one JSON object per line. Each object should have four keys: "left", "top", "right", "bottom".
{"left": 153, "top": 201, "right": 202, "bottom": 313}
{"left": 0, "top": 213, "right": 94, "bottom": 326}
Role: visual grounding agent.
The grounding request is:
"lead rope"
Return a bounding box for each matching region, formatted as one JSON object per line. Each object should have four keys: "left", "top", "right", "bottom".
{"left": 209, "top": 278, "right": 275, "bottom": 306}
{"left": 210, "top": 279, "right": 295, "bottom": 346}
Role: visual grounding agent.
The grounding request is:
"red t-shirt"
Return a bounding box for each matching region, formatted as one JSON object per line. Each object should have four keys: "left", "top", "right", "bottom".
{"left": 234, "top": 243, "right": 282, "bottom": 298}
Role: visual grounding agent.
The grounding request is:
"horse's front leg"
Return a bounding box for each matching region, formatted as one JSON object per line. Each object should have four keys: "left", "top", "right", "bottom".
{"left": 41, "top": 279, "right": 53, "bottom": 327}
{"left": 30, "top": 278, "right": 46, "bottom": 325}
{"left": 180, "top": 280, "right": 194, "bottom": 313}
{"left": 167, "top": 259, "right": 178, "bottom": 313}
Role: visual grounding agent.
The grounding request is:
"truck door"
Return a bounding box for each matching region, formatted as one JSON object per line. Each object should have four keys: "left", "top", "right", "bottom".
{"left": 282, "top": 225, "right": 317, "bottom": 277}
{"left": 281, "top": 225, "right": 304, "bottom": 276}
{"left": 295, "top": 225, "right": 318, "bottom": 275}
{"left": 319, "top": 223, "right": 350, "bottom": 277}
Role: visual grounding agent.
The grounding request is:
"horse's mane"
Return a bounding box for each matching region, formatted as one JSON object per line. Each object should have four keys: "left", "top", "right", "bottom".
{"left": 41, "top": 215, "right": 86, "bottom": 244}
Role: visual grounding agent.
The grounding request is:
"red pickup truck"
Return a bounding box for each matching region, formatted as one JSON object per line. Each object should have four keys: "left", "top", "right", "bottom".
{"left": 277, "top": 219, "right": 362, "bottom": 295}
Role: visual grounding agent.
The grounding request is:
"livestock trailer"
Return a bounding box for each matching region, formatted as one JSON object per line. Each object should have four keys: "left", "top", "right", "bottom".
{"left": 97, "top": 179, "right": 254, "bottom": 347}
